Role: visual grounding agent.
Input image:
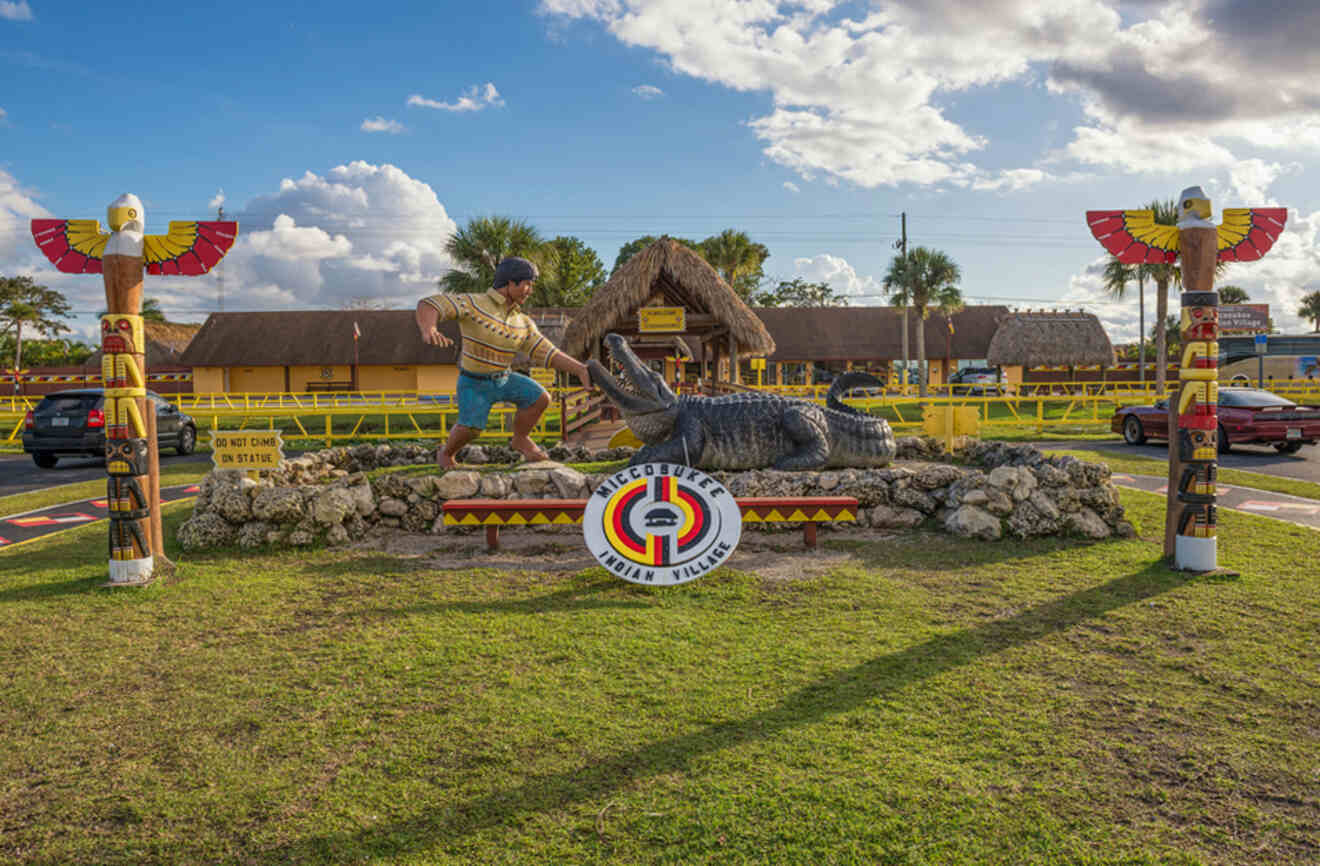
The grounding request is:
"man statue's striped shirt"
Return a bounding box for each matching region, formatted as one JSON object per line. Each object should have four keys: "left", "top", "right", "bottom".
{"left": 421, "top": 289, "right": 560, "bottom": 375}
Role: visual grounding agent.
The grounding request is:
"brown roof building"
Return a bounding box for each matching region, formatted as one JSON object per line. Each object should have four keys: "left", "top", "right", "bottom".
{"left": 178, "top": 303, "right": 1039, "bottom": 394}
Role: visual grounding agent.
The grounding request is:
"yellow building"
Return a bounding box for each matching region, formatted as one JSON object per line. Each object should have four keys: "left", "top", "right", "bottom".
{"left": 182, "top": 310, "right": 464, "bottom": 394}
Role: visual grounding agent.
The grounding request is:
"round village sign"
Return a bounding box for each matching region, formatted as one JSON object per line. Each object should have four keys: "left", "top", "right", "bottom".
{"left": 584, "top": 462, "right": 742, "bottom": 586}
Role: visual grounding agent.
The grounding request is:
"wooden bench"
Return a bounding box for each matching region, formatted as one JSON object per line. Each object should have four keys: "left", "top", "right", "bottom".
{"left": 307, "top": 381, "right": 355, "bottom": 393}
{"left": 442, "top": 496, "right": 859, "bottom": 552}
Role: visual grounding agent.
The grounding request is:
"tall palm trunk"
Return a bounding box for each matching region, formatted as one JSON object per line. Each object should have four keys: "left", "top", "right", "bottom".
{"left": 915, "top": 309, "right": 928, "bottom": 398}
{"left": 13, "top": 320, "right": 22, "bottom": 395}
{"left": 900, "top": 306, "right": 909, "bottom": 393}
{"left": 1154, "top": 277, "right": 1170, "bottom": 395}
{"left": 1138, "top": 271, "right": 1145, "bottom": 387}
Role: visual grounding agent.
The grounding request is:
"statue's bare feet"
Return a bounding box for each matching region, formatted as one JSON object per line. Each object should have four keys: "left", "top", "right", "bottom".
{"left": 436, "top": 449, "right": 458, "bottom": 469}
{"left": 512, "top": 436, "right": 549, "bottom": 462}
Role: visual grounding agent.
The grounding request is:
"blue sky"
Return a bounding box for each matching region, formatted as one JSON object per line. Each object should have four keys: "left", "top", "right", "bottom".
{"left": 3, "top": 0, "right": 1320, "bottom": 347}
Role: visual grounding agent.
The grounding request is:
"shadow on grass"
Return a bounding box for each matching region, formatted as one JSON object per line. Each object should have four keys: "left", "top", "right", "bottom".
{"left": 830, "top": 531, "right": 1122, "bottom": 572}
{"left": 255, "top": 558, "right": 1200, "bottom": 863}
{"left": 0, "top": 575, "right": 105, "bottom": 602}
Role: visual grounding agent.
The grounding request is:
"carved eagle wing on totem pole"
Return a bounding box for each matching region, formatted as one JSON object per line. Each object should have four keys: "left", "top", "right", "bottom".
{"left": 31, "top": 217, "right": 238, "bottom": 275}
{"left": 1085, "top": 207, "right": 1287, "bottom": 264}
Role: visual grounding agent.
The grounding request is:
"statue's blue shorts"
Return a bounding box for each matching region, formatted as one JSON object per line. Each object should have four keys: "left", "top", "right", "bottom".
{"left": 456, "top": 369, "right": 547, "bottom": 430}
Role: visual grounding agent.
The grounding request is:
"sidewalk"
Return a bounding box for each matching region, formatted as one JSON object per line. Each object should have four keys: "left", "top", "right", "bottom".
{"left": 0, "top": 483, "right": 200, "bottom": 551}
{"left": 1109, "top": 473, "right": 1320, "bottom": 530}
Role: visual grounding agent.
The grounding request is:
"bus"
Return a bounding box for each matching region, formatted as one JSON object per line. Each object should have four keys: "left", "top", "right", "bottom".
{"left": 1219, "top": 334, "right": 1320, "bottom": 387}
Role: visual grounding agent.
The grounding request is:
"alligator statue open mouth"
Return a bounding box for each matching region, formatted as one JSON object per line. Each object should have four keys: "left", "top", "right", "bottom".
{"left": 588, "top": 332, "right": 895, "bottom": 471}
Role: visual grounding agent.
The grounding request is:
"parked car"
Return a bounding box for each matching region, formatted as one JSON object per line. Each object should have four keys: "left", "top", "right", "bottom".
{"left": 1111, "top": 387, "right": 1320, "bottom": 454}
{"left": 21, "top": 388, "right": 197, "bottom": 468}
{"left": 949, "top": 366, "right": 1002, "bottom": 395}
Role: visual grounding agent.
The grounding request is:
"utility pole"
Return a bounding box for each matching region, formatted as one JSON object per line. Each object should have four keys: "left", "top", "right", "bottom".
{"left": 897, "top": 212, "right": 909, "bottom": 394}
{"left": 216, "top": 205, "right": 225, "bottom": 313}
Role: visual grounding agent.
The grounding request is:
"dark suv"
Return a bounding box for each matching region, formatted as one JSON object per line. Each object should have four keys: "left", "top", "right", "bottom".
{"left": 21, "top": 388, "right": 197, "bottom": 468}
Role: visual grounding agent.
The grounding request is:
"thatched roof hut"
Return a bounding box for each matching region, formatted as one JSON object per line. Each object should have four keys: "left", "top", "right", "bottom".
{"left": 561, "top": 237, "right": 775, "bottom": 360}
{"left": 86, "top": 321, "right": 202, "bottom": 367}
{"left": 753, "top": 306, "right": 1008, "bottom": 362}
{"left": 986, "top": 311, "right": 1115, "bottom": 368}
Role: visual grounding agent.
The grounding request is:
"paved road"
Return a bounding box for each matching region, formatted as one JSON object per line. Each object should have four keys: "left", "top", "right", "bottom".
{"left": 1038, "top": 439, "right": 1320, "bottom": 487}
{"left": 0, "top": 452, "right": 214, "bottom": 498}
{"left": 0, "top": 482, "right": 201, "bottom": 550}
{"left": 1110, "top": 472, "right": 1320, "bottom": 531}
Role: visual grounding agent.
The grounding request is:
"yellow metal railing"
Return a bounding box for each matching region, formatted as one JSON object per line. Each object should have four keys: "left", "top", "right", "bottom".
{"left": 4, "top": 381, "right": 1318, "bottom": 448}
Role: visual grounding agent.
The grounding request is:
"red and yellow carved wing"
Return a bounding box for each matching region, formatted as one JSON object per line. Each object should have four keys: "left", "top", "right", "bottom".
{"left": 1085, "top": 210, "right": 1180, "bottom": 264}
{"left": 1217, "top": 208, "right": 1287, "bottom": 262}
{"left": 30, "top": 219, "right": 109, "bottom": 273}
{"left": 144, "top": 220, "right": 238, "bottom": 275}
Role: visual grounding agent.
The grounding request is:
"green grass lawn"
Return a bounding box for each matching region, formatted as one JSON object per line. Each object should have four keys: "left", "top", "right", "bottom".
{"left": 0, "top": 491, "right": 1315, "bottom": 864}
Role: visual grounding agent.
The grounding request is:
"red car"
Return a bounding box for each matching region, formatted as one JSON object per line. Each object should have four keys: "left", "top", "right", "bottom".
{"left": 1111, "top": 387, "right": 1320, "bottom": 454}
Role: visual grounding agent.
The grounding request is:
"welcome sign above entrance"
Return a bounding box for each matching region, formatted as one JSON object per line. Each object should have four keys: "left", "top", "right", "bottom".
{"left": 638, "top": 307, "right": 685, "bottom": 333}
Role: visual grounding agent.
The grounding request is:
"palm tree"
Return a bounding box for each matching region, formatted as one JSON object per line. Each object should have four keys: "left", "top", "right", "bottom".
{"left": 440, "top": 216, "right": 547, "bottom": 294}
{"left": 1153, "top": 314, "right": 1181, "bottom": 356}
{"left": 1299, "top": 290, "right": 1320, "bottom": 332}
{"left": 698, "top": 229, "right": 769, "bottom": 300}
{"left": 936, "top": 287, "right": 965, "bottom": 387}
{"left": 1140, "top": 199, "right": 1182, "bottom": 395}
{"left": 883, "top": 247, "right": 962, "bottom": 397}
{"left": 1102, "top": 258, "right": 1147, "bottom": 383}
{"left": 1217, "top": 285, "right": 1249, "bottom": 305}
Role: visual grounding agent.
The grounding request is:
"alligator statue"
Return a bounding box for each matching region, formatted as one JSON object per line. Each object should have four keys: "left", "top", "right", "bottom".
{"left": 587, "top": 333, "right": 896, "bottom": 470}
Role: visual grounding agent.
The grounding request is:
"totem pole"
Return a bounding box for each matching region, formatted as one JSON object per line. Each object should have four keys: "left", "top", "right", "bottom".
{"left": 32, "top": 195, "right": 237, "bottom": 584}
{"left": 1087, "top": 188, "right": 1286, "bottom": 571}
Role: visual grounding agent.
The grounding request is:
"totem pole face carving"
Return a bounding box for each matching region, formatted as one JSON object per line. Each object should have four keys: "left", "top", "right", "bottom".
{"left": 106, "top": 438, "right": 149, "bottom": 476}
{"left": 100, "top": 314, "right": 143, "bottom": 355}
{"left": 1178, "top": 463, "right": 1216, "bottom": 501}
{"left": 1180, "top": 305, "right": 1218, "bottom": 341}
{"left": 107, "top": 475, "right": 149, "bottom": 517}
{"left": 1176, "top": 504, "right": 1216, "bottom": 538}
{"left": 1179, "top": 426, "right": 1218, "bottom": 462}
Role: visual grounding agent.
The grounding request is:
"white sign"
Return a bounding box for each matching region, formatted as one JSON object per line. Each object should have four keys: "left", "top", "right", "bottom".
{"left": 584, "top": 462, "right": 742, "bottom": 586}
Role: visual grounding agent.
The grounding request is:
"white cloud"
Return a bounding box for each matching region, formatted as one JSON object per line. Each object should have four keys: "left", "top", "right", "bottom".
{"left": 0, "top": 167, "right": 50, "bottom": 267}
{"left": 632, "top": 84, "right": 663, "bottom": 100}
{"left": 0, "top": 1, "right": 33, "bottom": 21}
{"left": 407, "top": 83, "right": 504, "bottom": 113}
{"left": 790, "top": 253, "right": 885, "bottom": 303}
{"left": 0, "top": 107, "right": 7, "bottom": 123}
{"left": 208, "top": 188, "right": 225, "bottom": 211}
{"left": 782, "top": 181, "right": 800, "bottom": 193}
{"left": 541, "top": 0, "right": 1320, "bottom": 189}
{"left": 970, "top": 168, "right": 1048, "bottom": 193}
{"left": 226, "top": 161, "right": 460, "bottom": 310}
{"left": 361, "top": 116, "right": 405, "bottom": 134}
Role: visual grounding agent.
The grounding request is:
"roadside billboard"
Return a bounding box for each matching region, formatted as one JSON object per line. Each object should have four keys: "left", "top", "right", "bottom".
{"left": 1219, "top": 304, "right": 1270, "bottom": 335}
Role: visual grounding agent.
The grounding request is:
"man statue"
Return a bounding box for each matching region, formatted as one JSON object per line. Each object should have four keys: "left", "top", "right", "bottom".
{"left": 416, "top": 256, "right": 591, "bottom": 467}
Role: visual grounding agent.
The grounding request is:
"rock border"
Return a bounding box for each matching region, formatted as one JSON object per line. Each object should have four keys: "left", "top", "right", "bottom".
{"left": 177, "top": 438, "right": 1136, "bottom": 552}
